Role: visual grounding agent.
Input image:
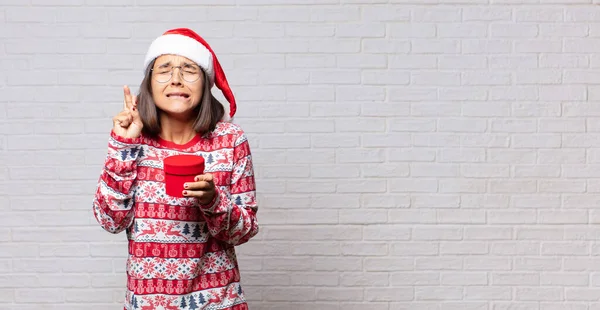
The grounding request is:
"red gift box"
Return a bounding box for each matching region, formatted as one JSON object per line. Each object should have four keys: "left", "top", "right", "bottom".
{"left": 163, "top": 154, "right": 205, "bottom": 198}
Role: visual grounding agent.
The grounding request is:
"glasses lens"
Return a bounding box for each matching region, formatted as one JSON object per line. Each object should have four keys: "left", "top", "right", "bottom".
{"left": 154, "top": 71, "right": 171, "bottom": 83}
{"left": 182, "top": 71, "right": 200, "bottom": 83}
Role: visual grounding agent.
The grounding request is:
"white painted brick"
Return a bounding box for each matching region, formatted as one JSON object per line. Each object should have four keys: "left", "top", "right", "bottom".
{"left": 289, "top": 272, "right": 337, "bottom": 286}
{"left": 340, "top": 273, "right": 388, "bottom": 287}
{"left": 336, "top": 23, "right": 385, "bottom": 38}
{"left": 390, "top": 178, "right": 438, "bottom": 193}
{"left": 515, "top": 8, "right": 564, "bottom": 22}
{"left": 9, "top": 2, "right": 600, "bottom": 308}
{"left": 412, "top": 39, "right": 461, "bottom": 54}
{"left": 410, "top": 195, "right": 460, "bottom": 209}
{"left": 363, "top": 39, "right": 410, "bottom": 54}
{"left": 439, "top": 178, "right": 487, "bottom": 193}
{"left": 311, "top": 103, "right": 361, "bottom": 117}
{"left": 541, "top": 273, "right": 589, "bottom": 286}
{"left": 311, "top": 164, "right": 359, "bottom": 178}
{"left": 285, "top": 24, "right": 335, "bottom": 37}
{"left": 388, "top": 23, "right": 435, "bottom": 38}
{"left": 312, "top": 134, "right": 360, "bottom": 148}
{"left": 314, "top": 257, "right": 362, "bottom": 271}
{"left": 337, "top": 119, "right": 385, "bottom": 132}
{"left": 517, "top": 228, "right": 563, "bottom": 241}
{"left": 310, "top": 6, "right": 360, "bottom": 22}
{"left": 284, "top": 120, "right": 334, "bottom": 133}
{"left": 391, "top": 272, "right": 440, "bottom": 287}
{"left": 388, "top": 210, "right": 437, "bottom": 224}
{"left": 465, "top": 257, "right": 512, "bottom": 271}
{"left": 488, "top": 211, "right": 537, "bottom": 224}
{"left": 462, "top": 39, "right": 512, "bottom": 54}
{"left": 362, "top": 133, "right": 411, "bottom": 147}
{"left": 336, "top": 86, "right": 385, "bottom": 101}
{"left": 410, "top": 103, "right": 461, "bottom": 117}
{"left": 441, "top": 87, "right": 488, "bottom": 101}
{"left": 514, "top": 257, "right": 562, "bottom": 271}
{"left": 413, "top": 227, "right": 462, "bottom": 241}
{"left": 440, "top": 149, "right": 486, "bottom": 163}
{"left": 337, "top": 149, "right": 386, "bottom": 163}
{"left": 410, "top": 163, "right": 459, "bottom": 177}
{"left": 340, "top": 303, "right": 387, "bottom": 310}
{"left": 490, "top": 86, "right": 538, "bottom": 101}
{"left": 414, "top": 287, "right": 463, "bottom": 300}
{"left": 465, "top": 287, "right": 512, "bottom": 300}
{"left": 411, "top": 71, "right": 460, "bottom": 86}
{"left": 441, "top": 272, "right": 488, "bottom": 285}
{"left": 287, "top": 55, "right": 336, "bottom": 68}
{"left": 412, "top": 8, "right": 461, "bottom": 22}
{"left": 492, "top": 302, "right": 539, "bottom": 310}
{"left": 489, "top": 55, "right": 540, "bottom": 69}
{"left": 539, "top": 180, "right": 585, "bottom": 193}
{"left": 491, "top": 24, "right": 538, "bottom": 37}
{"left": 316, "top": 288, "right": 363, "bottom": 301}
{"left": 516, "top": 288, "right": 564, "bottom": 301}
{"left": 365, "top": 287, "right": 413, "bottom": 301}
{"left": 310, "top": 39, "right": 360, "bottom": 54}
{"left": 364, "top": 225, "right": 410, "bottom": 241}
{"left": 437, "top": 21, "right": 488, "bottom": 38}
{"left": 463, "top": 7, "right": 512, "bottom": 21}
{"left": 390, "top": 55, "right": 437, "bottom": 69}
{"left": 542, "top": 54, "right": 589, "bottom": 68}
{"left": 540, "top": 24, "right": 588, "bottom": 37}
{"left": 337, "top": 54, "right": 387, "bottom": 69}
{"left": 363, "top": 6, "right": 410, "bottom": 21}
{"left": 515, "top": 39, "right": 563, "bottom": 53}
{"left": 312, "top": 70, "right": 361, "bottom": 84}
{"left": 439, "top": 242, "right": 488, "bottom": 254}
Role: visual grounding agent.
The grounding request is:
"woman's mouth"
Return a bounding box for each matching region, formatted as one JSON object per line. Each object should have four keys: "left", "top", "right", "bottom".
{"left": 166, "top": 93, "right": 190, "bottom": 99}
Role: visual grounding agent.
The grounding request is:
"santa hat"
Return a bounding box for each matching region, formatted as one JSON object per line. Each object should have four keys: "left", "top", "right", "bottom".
{"left": 143, "top": 28, "right": 236, "bottom": 120}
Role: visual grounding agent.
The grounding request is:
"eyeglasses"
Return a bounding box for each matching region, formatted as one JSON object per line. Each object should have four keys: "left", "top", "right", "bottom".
{"left": 151, "top": 65, "right": 201, "bottom": 83}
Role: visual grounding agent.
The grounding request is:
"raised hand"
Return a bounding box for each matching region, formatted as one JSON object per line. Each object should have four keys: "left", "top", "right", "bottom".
{"left": 112, "top": 85, "right": 143, "bottom": 139}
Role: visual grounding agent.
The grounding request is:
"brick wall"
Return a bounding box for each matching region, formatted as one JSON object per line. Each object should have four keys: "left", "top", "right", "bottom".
{"left": 2, "top": 1, "right": 600, "bottom": 309}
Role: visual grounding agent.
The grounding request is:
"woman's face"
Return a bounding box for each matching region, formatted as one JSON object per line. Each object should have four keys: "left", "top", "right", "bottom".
{"left": 150, "top": 54, "right": 204, "bottom": 118}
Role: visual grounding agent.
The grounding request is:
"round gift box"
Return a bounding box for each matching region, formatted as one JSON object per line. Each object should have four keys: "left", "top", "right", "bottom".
{"left": 163, "top": 154, "right": 205, "bottom": 198}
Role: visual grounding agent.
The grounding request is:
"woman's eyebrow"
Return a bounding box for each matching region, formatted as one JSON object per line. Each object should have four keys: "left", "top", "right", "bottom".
{"left": 182, "top": 62, "right": 199, "bottom": 69}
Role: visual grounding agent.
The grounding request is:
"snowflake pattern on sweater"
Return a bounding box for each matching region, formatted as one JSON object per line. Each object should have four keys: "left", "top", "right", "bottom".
{"left": 92, "top": 121, "right": 259, "bottom": 310}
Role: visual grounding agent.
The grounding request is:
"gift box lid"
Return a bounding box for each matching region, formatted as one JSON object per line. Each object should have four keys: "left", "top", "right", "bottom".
{"left": 163, "top": 154, "right": 205, "bottom": 175}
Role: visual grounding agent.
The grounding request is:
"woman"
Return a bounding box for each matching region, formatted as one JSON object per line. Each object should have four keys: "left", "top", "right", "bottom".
{"left": 92, "top": 28, "right": 259, "bottom": 310}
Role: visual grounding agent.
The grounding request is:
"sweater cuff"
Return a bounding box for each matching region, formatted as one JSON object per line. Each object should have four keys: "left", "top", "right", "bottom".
{"left": 197, "top": 186, "right": 221, "bottom": 213}
{"left": 110, "top": 129, "right": 142, "bottom": 146}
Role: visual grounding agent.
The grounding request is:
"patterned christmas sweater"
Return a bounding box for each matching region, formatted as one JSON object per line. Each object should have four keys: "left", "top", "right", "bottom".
{"left": 92, "top": 121, "right": 259, "bottom": 310}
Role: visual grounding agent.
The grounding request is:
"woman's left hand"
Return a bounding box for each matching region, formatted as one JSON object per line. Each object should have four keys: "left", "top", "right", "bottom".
{"left": 183, "top": 173, "right": 216, "bottom": 205}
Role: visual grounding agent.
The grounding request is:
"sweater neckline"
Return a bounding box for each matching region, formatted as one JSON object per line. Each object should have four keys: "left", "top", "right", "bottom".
{"left": 155, "top": 133, "right": 203, "bottom": 150}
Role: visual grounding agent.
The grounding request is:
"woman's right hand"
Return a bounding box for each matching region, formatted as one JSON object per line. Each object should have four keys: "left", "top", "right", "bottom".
{"left": 112, "top": 85, "right": 143, "bottom": 139}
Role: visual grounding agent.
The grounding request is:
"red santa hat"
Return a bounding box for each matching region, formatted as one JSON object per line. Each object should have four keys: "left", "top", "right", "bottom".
{"left": 143, "top": 28, "right": 236, "bottom": 120}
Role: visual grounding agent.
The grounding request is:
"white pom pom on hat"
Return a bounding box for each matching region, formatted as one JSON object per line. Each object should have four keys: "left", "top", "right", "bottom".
{"left": 143, "top": 27, "right": 236, "bottom": 121}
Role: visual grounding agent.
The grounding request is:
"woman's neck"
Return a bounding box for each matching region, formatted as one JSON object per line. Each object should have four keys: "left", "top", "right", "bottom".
{"left": 158, "top": 114, "right": 197, "bottom": 145}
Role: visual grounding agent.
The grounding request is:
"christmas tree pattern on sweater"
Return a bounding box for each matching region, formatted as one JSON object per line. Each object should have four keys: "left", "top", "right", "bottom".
{"left": 93, "top": 121, "right": 258, "bottom": 310}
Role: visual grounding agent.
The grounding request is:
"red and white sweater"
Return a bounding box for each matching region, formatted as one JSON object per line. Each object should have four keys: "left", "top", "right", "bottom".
{"left": 92, "top": 121, "right": 259, "bottom": 310}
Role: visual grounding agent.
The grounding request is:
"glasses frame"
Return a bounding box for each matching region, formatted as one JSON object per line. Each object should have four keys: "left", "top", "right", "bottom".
{"left": 150, "top": 65, "right": 202, "bottom": 83}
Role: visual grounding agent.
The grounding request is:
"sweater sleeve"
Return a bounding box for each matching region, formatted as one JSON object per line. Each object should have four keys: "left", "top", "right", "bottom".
{"left": 92, "top": 130, "right": 143, "bottom": 234}
{"left": 197, "top": 131, "right": 259, "bottom": 246}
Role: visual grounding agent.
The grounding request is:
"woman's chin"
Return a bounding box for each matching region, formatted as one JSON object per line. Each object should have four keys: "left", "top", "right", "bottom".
{"left": 157, "top": 101, "right": 196, "bottom": 114}
{"left": 159, "top": 106, "right": 197, "bottom": 120}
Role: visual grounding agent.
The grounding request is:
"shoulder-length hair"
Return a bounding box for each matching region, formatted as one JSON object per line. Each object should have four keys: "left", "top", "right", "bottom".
{"left": 136, "top": 58, "right": 225, "bottom": 138}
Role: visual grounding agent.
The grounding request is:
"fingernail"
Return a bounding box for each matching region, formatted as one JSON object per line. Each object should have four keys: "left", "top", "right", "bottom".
{"left": 183, "top": 183, "right": 188, "bottom": 188}
{"left": 182, "top": 190, "right": 188, "bottom": 195}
